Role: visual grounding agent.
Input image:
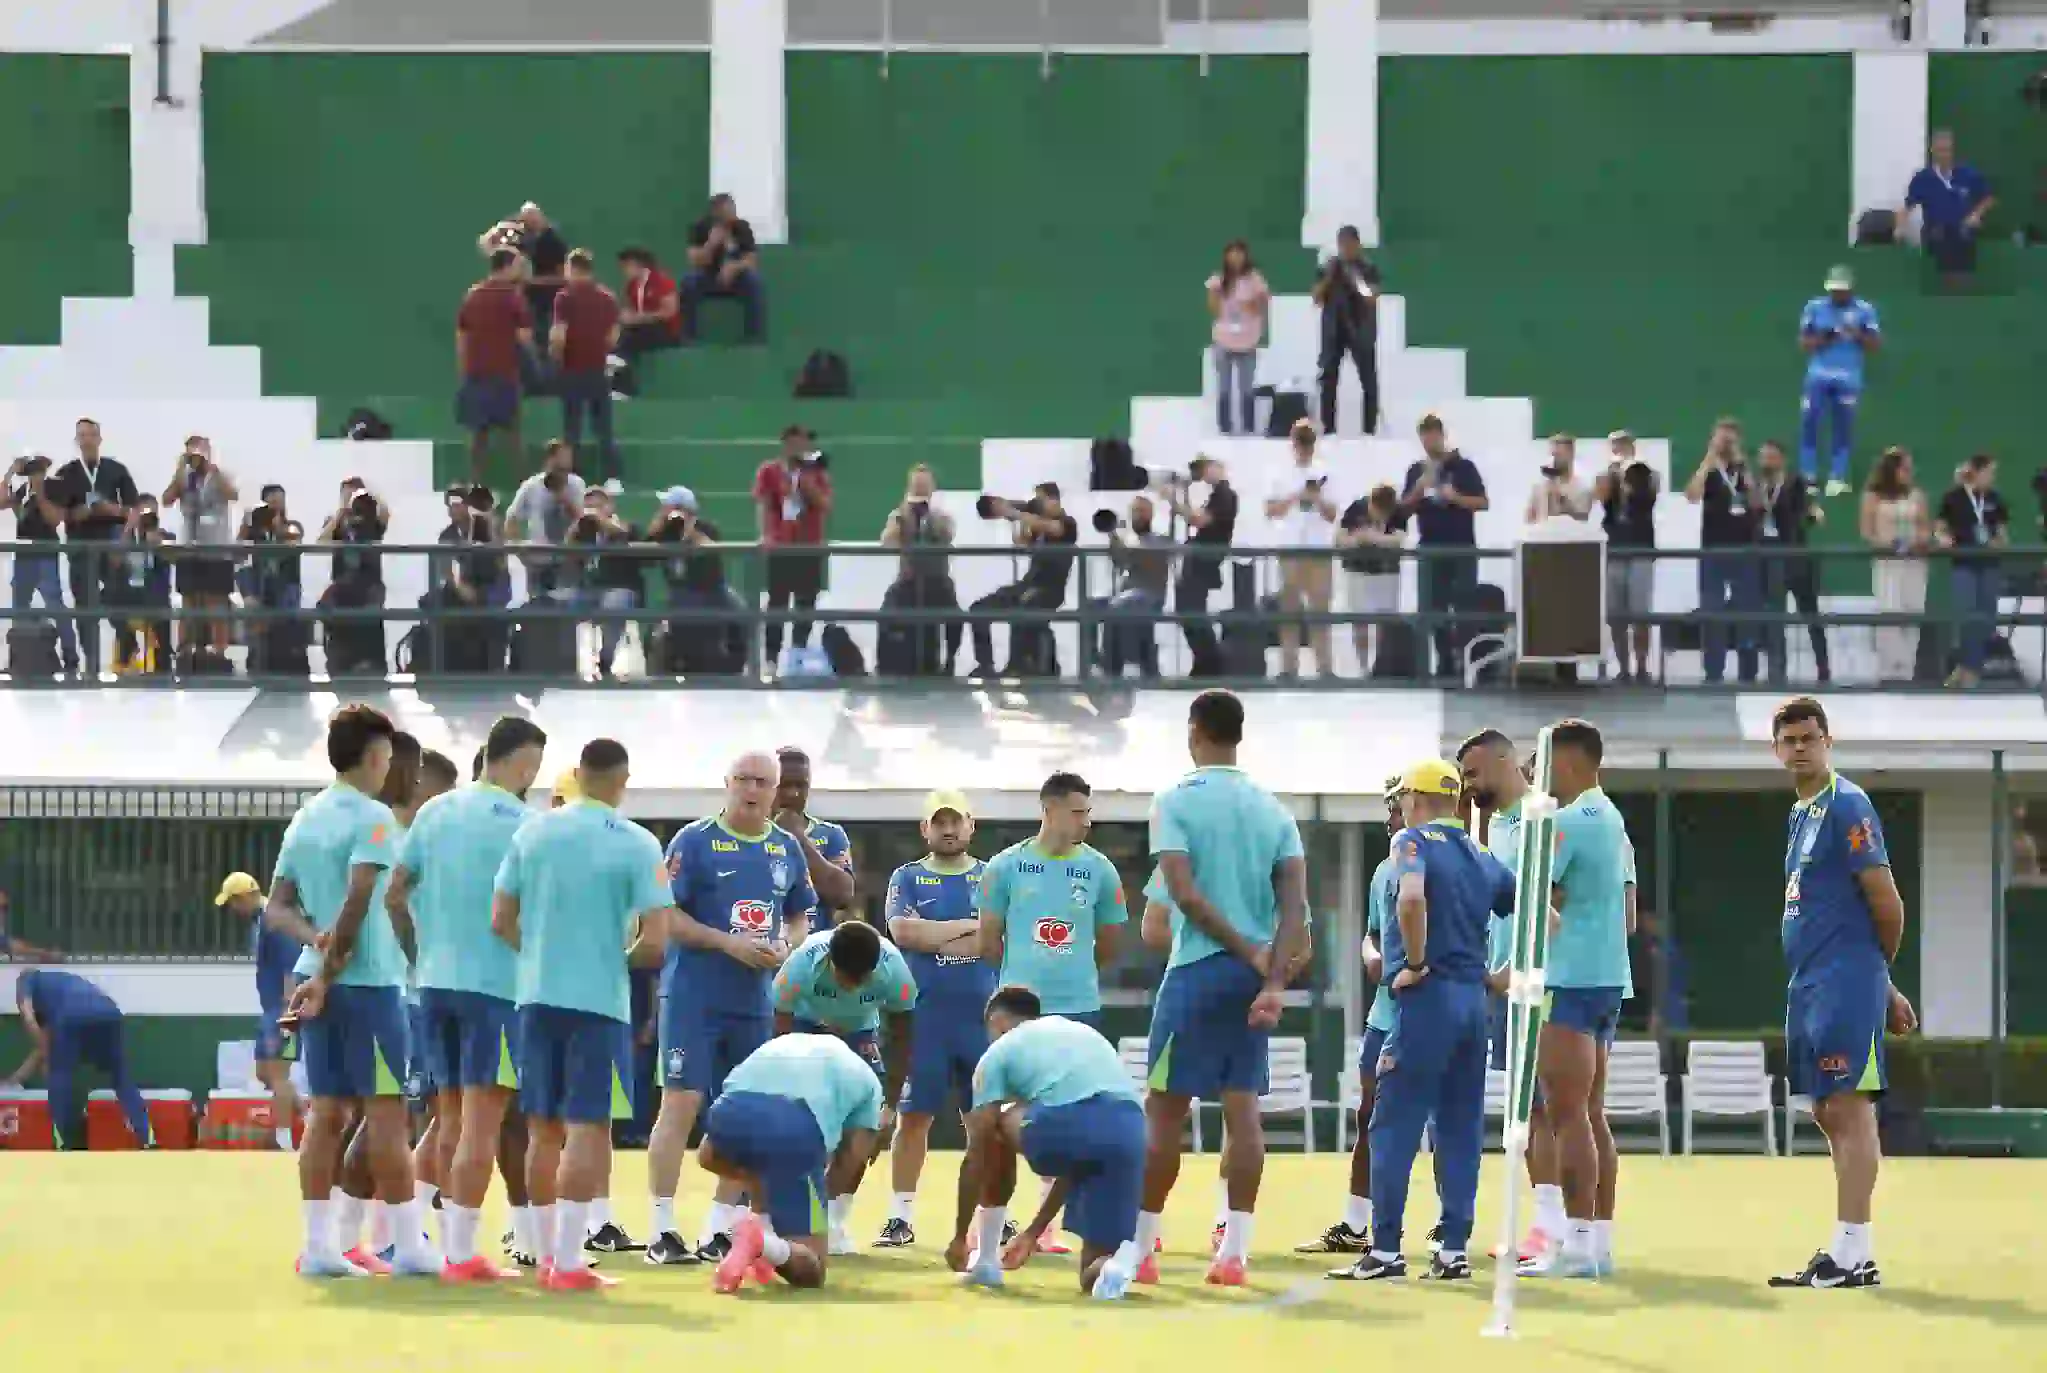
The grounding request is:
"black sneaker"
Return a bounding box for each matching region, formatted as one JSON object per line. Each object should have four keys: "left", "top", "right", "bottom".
{"left": 696, "top": 1231, "right": 733, "bottom": 1262}
{"left": 1328, "top": 1252, "right": 1407, "bottom": 1282}
{"left": 1422, "top": 1252, "right": 1471, "bottom": 1281}
{"left": 508, "top": 1246, "right": 539, "bottom": 1269}
{"left": 874, "top": 1218, "right": 915, "bottom": 1248}
{"left": 1426, "top": 1224, "right": 1444, "bottom": 1255}
{"left": 1294, "top": 1222, "right": 1371, "bottom": 1254}
{"left": 644, "top": 1230, "right": 701, "bottom": 1266}
{"left": 586, "top": 1222, "right": 643, "bottom": 1253}
{"left": 1769, "top": 1251, "right": 1880, "bottom": 1289}
{"left": 1000, "top": 1221, "right": 1018, "bottom": 1247}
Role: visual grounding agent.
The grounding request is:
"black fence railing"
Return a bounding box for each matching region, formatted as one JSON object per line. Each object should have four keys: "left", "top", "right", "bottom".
{"left": 0, "top": 537, "right": 2038, "bottom": 689}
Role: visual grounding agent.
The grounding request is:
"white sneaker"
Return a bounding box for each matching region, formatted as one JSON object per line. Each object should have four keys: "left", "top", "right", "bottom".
{"left": 602, "top": 479, "right": 624, "bottom": 497}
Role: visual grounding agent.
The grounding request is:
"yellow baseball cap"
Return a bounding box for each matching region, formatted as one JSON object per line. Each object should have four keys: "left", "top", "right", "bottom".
{"left": 923, "top": 788, "right": 972, "bottom": 822}
{"left": 1398, "top": 759, "right": 1462, "bottom": 799}
{"left": 214, "top": 872, "right": 261, "bottom": 906}
{"left": 552, "top": 768, "right": 581, "bottom": 804}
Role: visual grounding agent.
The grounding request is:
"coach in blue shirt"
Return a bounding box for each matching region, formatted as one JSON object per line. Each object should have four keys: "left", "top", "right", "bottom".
{"left": 1902, "top": 130, "right": 1995, "bottom": 283}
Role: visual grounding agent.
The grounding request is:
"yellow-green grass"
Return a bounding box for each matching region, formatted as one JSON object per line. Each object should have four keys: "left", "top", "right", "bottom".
{"left": 1, "top": 1153, "right": 2039, "bottom": 1371}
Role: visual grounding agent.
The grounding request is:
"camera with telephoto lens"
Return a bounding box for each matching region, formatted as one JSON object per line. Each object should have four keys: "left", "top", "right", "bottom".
{"left": 15, "top": 454, "right": 51, "bottom": 476}
{"left": 799, "top": 448, "right": 829, "bottom": 471}
{"left": 976, "top": 494, "right": 1042, "bottom": 521}
{"left": 1092, "top": 509, "right": 1122, "bottom": 534}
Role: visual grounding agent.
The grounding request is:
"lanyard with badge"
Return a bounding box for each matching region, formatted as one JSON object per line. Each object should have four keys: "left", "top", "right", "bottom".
{"left": 1784, "top": 774, "right": 1837, "bottom": 918}
{"left": 1968, "top": 488, "right": 1991, "bottom": 546}
{"left": 1762, "top": 479, "right": 1782, "bottom": 539}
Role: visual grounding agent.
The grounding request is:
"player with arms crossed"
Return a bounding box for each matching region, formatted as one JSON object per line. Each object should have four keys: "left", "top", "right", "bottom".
{"left": 389, "top": 715, "right": 547, "bottom": 1280}
{"left": 493, "top": 737, "right": 673, "bottom": 1291}
{"left": 699, "top": 1033, "right": 886, "bottom": 1293}
{"left": 771, "top": 745, "right": 856, "bottom": 923}
{"left": 1768, "top": 697, "right": 1914, "bottom": 1289}
{"left": 772, "top": 919, "right": 917, "bottom": 1252}
{"left": 875, "top": 789, "right": 993, "bottom": 1248}
{"left": 1137, "top": 689, "right": 1309, "bottom": 1287}
{"left": 217, "top": 871, "right": 304, "bottom": 1150}
{"left": 948, "top": 986, "right": 1147, "bottom": 1298}
{"left": 273, "top": 705, "right": 439, "bottom": 1278}
{"left": 646, "top": 750, "right": 818, "bottom": 1264}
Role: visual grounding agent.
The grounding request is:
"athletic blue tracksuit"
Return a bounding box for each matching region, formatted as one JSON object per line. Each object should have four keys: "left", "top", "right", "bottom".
{"left": 18, "top": 968, "right": 152, "bottom": 1149}
{"left": 1368, "top": 821, "right": 1514, "bottom": 1256}
{"left": 1797, "top": 294, "right": 1879, "bottom": 485}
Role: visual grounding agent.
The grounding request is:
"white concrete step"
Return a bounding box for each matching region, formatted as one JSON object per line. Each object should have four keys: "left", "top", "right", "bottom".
{"left": 61, "top": 296, "right": 214, "bottom": 354}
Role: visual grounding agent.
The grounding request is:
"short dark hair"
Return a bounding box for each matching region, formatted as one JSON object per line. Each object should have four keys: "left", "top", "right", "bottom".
{"left": 617, "top": 246, "right": 655, "bottom": 268}
{"left": 1033, "top": 481, "right": 1061, "bottom": 502}
{"left": 828, "top": 920, "right": 882, "bottom": 978}
{"left": 259, "top": 483, "right": 285, "bottom": 501}
{"left": 1040, "top": 772, "right": 1091, "bottom": 802}
{"left": 1418, "top": 414, "right": 1445, "bottom": 435}
{"left": 580, "top": 737, "right": 629, "bottom": 774}
{"left": 566, "top": 248, "right": 594, "bottom": 271}
{"left": 1337, "top": 224, "right": 1361, "bottom": 243}
{"left": 1966, "top": 452, "right": 1996, "bottom": 474}
{"left": 488, "top": 248, "right": 519, "bottom": 272}
{"left": 711, "top": 191, "right": 735, "bottom": 209}
{"left": 986, "top": 985, "right": 1043, "bottom": 1021}
{"left": 1771, "top": 696, "right": 1830, "bottom": 739}
{"left": 776, "top": 745, "right": 810, "bottom": 766}
{"left": 471, "top": 746, "right": 485, "bottom": 781}
{"left": 485, "top": 715, "right": 548, "bottom": 764}
{"left": 326, "top": 703, "right": 397, "bottom": 774}
{"left": 781, "top": 423, "right": 811, "bottom": 442}
{"left": 1189, "top": 689, "right": 1245, "bottom": 747}
{"left": 420, "top": 750, "right": 459, "bottom": 792}
{"left": 1548, "top": 718, "right": 1603, "bottom": 766}
{"left": 1456, "top": 728, "right": 1514, "bottom": 763}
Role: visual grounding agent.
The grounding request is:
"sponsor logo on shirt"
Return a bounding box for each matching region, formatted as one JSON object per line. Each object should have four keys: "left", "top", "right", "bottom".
{"left": 1034, "top": 915, "right": 1076, "bottom": 952}
{"left": 1817, "top": 1054, "right": 1849, "bottom": 1077}
{"left": 729, "top": 900, "right": 774, "bottom": 938}
{"left": 711, "top": 839, "right": 741, "bottom": 854}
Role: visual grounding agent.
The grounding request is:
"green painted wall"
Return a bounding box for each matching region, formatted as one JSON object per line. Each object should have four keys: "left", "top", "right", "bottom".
{"left": 0, "top": 55, "right": 133, "bottom": 343}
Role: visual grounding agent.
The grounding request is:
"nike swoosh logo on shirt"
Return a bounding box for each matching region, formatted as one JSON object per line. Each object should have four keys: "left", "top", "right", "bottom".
{"left": 717, "top": 870, "right": 738, "bottom": 878}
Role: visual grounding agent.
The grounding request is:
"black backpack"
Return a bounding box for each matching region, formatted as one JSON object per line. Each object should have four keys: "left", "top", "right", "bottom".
{"left": 341, "top": 407, "right": 393, "bottom": 440}
{"left": 794, "top": 350, "right": 851, "bottom": 398}
{"left": 821, "top": 624, "right": 867, "bottom": 677}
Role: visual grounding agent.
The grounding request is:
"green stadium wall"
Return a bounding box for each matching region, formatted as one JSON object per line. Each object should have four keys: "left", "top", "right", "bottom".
{"left": 0, "top": 54, "right": 133, "bottom": 343}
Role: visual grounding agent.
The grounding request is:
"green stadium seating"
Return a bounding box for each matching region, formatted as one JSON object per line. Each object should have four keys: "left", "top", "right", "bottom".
{"left": 0, "top": 55, "right": 133, "bottom": 344}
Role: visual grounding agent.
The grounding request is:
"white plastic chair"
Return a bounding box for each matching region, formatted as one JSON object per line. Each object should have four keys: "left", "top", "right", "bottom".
{"left": 1783, "top": 1088, "right": 1817, "bottom": 1156}
{"left": 1260, "top": 1036, "right": 1315, "bottom": 1153}
{"left": 1681, "top": 1039, "right": 1777, "bottom": 1155}
{"left": 1602, "top": 1039, "right": 1671, "bottom": 1154}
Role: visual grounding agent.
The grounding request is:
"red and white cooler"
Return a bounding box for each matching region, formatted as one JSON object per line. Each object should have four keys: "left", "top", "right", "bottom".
{"left": 201, "top": 1088, "right": 302, "bottom": 1149}
{"left": 86, "top": 1088, "right": 196, "bottom": 1150}
{"left": 0, "top": 1087, "right": 54, "bottom": 1151}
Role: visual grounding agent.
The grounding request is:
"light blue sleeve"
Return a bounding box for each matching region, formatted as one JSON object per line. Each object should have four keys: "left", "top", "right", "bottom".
{"left": 493, "top": 827, "right": 528, "bottom": 901}
{"left": 971, "top": 1036, "right": 1013, "bottom": 1108}
{"left": 272, "top": 817, "right": 302, "bottom": 888}
{"left": 844, "top": 1065, "right": 884, "bottom": 1133}
{"left": 397, "top": 809, "right": 427, "bottom": 876}
{"left": 1274, "top": 802, "right": 1306, "bottom": 862}
{"left": 882, "top": 943, "right": 918, "bottom": 1012}
{"left": 1142, "top": 866, "right": 1165, "bottom": 906}
{"left": 1552, "top": 809, "right": 1582, "bottom": 886}
{"left": 628, "top": 827, "right": 671, "bottom": 913}
{"left": 1622, "top": 835, "right": 1637, "bottom": 887}
{"left": 1150, "top": 790, "right": 1190, "bottom": 855}
{"left": 349, "top": 803, "right": 397, "bottom": 872}
{"left": 1861, "top": 300, "right": 1881, "bottom": 335}
{"left": 1799, "top": 299, "right": 1822, "bottom": 333}
{"left": 977, "top": 852, "right": 1011, "bottom": 921}
{"left": 772, "top": 941, "right": 817, "bottom": 1012}
{"left": 1095, "top": 856, "right": 1127, "bottom": 928}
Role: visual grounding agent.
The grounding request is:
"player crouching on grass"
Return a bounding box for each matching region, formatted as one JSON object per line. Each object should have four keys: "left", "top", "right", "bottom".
{"left": 946, "top": 986, "right": 1147, "bottom": 1300}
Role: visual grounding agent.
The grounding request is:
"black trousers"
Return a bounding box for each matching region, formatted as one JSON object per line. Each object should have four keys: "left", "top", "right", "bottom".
{"left": 1318, "top": 329, "right": 1378, "bottom": 435}
{"left": 1175, "top": 566, "right": 1224, "bottom": 677}
{"left": 883, "top": 575, "right": 963, "bottom": 675}
{"left": 970, "top": 580, "right": 1061, "bottom": 674}
{"left": 1762, "top": 544, "right": 1831, "bottom": 682}
{"left": 65, "top": 543, "right": 117, "bottom": 670}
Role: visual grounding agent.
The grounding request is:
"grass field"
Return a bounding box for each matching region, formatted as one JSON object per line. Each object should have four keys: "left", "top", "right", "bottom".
{"left": 2, "top": 1152, "right": 2040, "bottom": 1371}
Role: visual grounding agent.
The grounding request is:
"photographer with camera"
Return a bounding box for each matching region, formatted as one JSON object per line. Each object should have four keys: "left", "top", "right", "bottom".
{"left": 238, "top": 484, "right": 306, "bottom": 673}
{"left": 1263, "top": 419, "right": 1339, "bottom": 679}
{"left": 2, "top": 453, "right": 78, "bottom": 674}
{"left": 51, "top": 418, "right": 138, "bottom": 677}
{"left": 1089, "top": 494, "right": 1175, "bottom": 677}
{"left": 160, "top": 435, "right": 239, "bottom": 670}
{"left": 566, "top": 487, "right": 642, "bottom": 680}
{"left": 967, "top": 482, "right": 1077, "bottom": 678}
{"left": 422, "top": 484, "right": 508, "bottom": 673}
{"left": 754, "top": 425, "right": 833, "bottom": 670}
{"left": 316, "top": 477, "right": 391, "bottom": 675}
{"left": 1311, "top": 225, "right": 1381, "bottom": 435}
{"left": 648, "top": 485, "right": 744, "bottom": 675}
{"left": 1157, "top": 456, "right": 1237, "bottom": 677}
{"left": 1398, "top": 414, "right": 1489, "bottom": 679}
{"left": 103, "top": 496, "right": 173, "bottom": 673}
{"left": 1336, "top": 482, "right": 1404, "bottom": 676}
{"left": 879, "top": 464, "right": 961, "bottom": 676}
{"left": 1595, "top": 431, "right": 1660, "bottom": 684}
{"left": 1684, "top": 417, "right": 1762, "bottom": 685}
{"left": 504, "top": 439, "right": 587, "bottom": 598}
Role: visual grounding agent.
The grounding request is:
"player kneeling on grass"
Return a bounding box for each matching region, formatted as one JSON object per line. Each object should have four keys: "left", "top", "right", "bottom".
{"left": 697, "top": 1033, "right": 886, "bottom": 1292}
{"left": 946, "top": 986, "right": 1146, "bottom": 1300}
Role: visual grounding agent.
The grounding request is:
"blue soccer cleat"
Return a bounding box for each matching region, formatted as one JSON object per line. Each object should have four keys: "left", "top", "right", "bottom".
{"left": 962, "top": 1261, "right": 1005, "bottom": 1289}
{"left": 296, "top": 1252, "right": 368, "bottom": 1279}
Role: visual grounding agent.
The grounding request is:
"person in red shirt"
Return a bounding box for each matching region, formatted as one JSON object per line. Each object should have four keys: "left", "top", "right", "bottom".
{"left": 753, "top": 425, "right": 832, "bottom": 668}
{"left": 616, "top": 247, "right": 681, "bottom": 388}
{"left": 550, "top": 249, "right": 623, "bottom": 491}
{"left": 456, "top": 249, "right": 535, "bottom": 482}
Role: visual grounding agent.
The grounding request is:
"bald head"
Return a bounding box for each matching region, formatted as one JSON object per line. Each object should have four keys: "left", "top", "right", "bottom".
{"left": 724, "top": 750, "right": 779, "bottom": 832}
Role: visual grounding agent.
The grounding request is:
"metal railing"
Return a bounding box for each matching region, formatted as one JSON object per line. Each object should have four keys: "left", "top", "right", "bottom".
{"left": 0, "top": 537, "right": 2041, "bottom": 689}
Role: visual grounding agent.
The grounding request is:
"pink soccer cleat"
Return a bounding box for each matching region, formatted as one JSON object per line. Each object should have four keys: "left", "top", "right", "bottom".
{"left": 442, "top": 1256, "right": 518, "bottom": 1284}
{"left": 1035, "top": 1232, "right": 1072, "bottom": 1256}
{"left": 543, "top": 1265, "right": 619, "bottom": 1292}
{"left": 343, "top": 1246, "right": 392, "bottom": 1276}
{"left": 1134, "top": 1253, "right": 1161, "bottom": 1285}
{"left": 1490, "top": 1228, "right": 1554, "bottom": 1263}
{"left": 1205, "top": 1256, "right": 1248, "bottom": 1287}
{"left": 715, "top": 1214, "right": 768, "bottom": 1294}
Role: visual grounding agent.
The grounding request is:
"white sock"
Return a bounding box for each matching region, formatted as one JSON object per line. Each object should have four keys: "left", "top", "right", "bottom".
{"left": 302, "top": 1199, "right": 335, "bottom": 1259}
{"left": 1214, "top": 1180, "right": 1228, "bottom": 1228}
{"left": 1593, "top": 1219, "right": 1614, "bottom": 1263}
{"left": 1133, "top": 1211, "right": 1162, "bottom": 1259}
{"left": 827, "top": 1196, "right": 850, "bottom": 1230}
{"left": 889, "top": 1192, "right": 916, "bottom": 1224}
{"left": 1533, "top": 1184, "right": 1566, "bottom": 1235}
{"left": 652, "top": 1196, "right": 677, "bottom": 1238}
{"left": 414, "top": 1180, "right": 438, "bottom": 1208}
{"left": 445, "top": 1203, "right": 480, "bottom": 1264}
{"left": 1565, "top": 1220, "right": 1595, "bottom": 1260}
{"left": 1344, "top": 1195, "right": 1371, "bottom": 1232}
{"left": 333, "top": 1191, "right": 365, "bottom": 1252}
{"left": 975, "top": 1205, "right": 1007, "bottom": 1262}
{"left": 555, "top": 1201, "right": 590, "bottom": 1272}
{"left": 533, "top": 1204, "right": 557, "bottom": 1265}
{"left": 1220, "top": 1210, "right": 1254, "bottom": 1262}
{"left": 275, "top": 1125, "right": 295, "bottom": 1151}
{"left": 397, "top": 1198, "right": 437, "bottom": 1260}
{"left": 589, "top": 1196, "right": 613, "bottom": 1229}
{"left": 1830, "top": 1221, "right": 1871, "bottom": 1268}
{"left": 702, "top": 1200, "right": 735, "bottom": 1244}
{"left": 511, "top": 1204, "right": 538, "bottom": 1257}
{"left": 1107, "top": 1239, "right": 1142, "bottom": 1274}
{"left": 760, "top": 1222, "right": 793, "bottom": 1266}
{"left": 370, "top": 1201, "right": 395, "bottom": 1253}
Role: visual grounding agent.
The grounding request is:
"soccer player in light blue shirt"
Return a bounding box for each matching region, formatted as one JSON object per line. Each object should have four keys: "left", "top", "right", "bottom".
{"left": 1797, "top": 265, "right": 1881, "bottom": 492}
{"left": 978, "top": 773, "right": 1126, "bottom": 1025}
{"left": 493, "top": 737, "right": 674, "bottom": 1290}
{"left": 949, "top": 987, "right": 1147, "bottom": 1299}
{"left": 1140, "top": 690, "right": 1309, "bottom": 1285}
{"left": 389, "top": 715, "right": 547, "bottom": 1279}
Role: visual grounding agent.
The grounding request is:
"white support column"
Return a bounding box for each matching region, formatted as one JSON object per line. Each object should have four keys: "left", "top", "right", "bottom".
{"left": 1850, "top": 50, "right": 1928, "bottom": 241}
{"left": 1302, "top": 0, "right": 1378, "bottom": 250}
{"left": 1921, "top": 779, "right": 1995, "bottom": 1037}
{"left": 128, "top": 17, "right": 206, "bottom": 289}
{"left": 1922, "top": 0, "right": 1971, "bottom": 48}
{"left": 710, "top": 0, "right": 787, "bottom": 244}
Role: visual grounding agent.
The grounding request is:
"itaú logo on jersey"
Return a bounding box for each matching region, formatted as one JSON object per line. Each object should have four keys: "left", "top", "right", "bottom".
{"left": 729, "top": 900, "right": 775, "bottom": 937}
{"left": 1033, "top": 915, "right": 1076, "bottom": 952}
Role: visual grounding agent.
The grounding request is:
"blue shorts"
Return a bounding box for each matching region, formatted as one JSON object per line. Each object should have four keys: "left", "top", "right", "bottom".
{"left": 455, "top": 375, "right": 520, "bottom": 432}
{"left": 518, "top": 1004, "right": 631, "bottom": 1125}
{"left": 301, "top": 983, "right": 411, "bottom": 1102}
{"left": 1146, "top": 952, "right": 1268, "bottom": 1098}
{"left": 1019, "top": 1094, "right": 1145, "bottom": 1253}
{"left": 704, "top": 1090, "right": 828, "bottom": 1239}
{"left": 419, "top": 987, "right": 520, "bottom": 1093}
{"left": 404, "top": 1000, "right": 434, "bottom": 1105}
{"left": 794, "top": 1019, "right": 884, "bottom": 1080}
{"left": 1359, "top": 1025, "right": 1390, "bottom": 1083}
{"left": 1787, "top": 965, "right": 1888, "bottom": 1102}
{"left": 1547, "top": 986, "right": 1625, "bottom": 1048}
{"left": 659, "top": 996, "right": 770, "bottom": 1098}
{"left": 902, "top": 1010, "right": 987, "bottom": 1115}
{"left": 255, "top": 972, "right": 289, "bottom": 1062}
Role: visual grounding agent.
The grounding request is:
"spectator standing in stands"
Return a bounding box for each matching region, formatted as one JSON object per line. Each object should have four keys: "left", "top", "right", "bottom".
{"left": 316, "top": 478, "right": 391, "bottom": 674}
{"left": 1160, "top": 457, "right": 1237, "bottom": 678}
{"left": 1312, "top": 225, "right": 1380, "bottom": 436}
{"left": 683, "top": 193, "right": 765, "bottom": 343}
{"left": 1594, "top": 432, "right": 1659, "bottom": 684}
{"left": 569, "top": 488, "right": 641, "bottom": 680}
{"left": 1206, "top": 240, "right": 1270, "bottom": 436}
{"left": 1095, "top": 493, "right": 1175, "bottom": 678}
{"left": 51, "top": 419, "right": 137, "bottom": 678}
{"left": 1264, "top": 419, "right": 1338, "bottom": 678}
{"left": 160, "top": 435, "right": 238, "bottom": 669}
{"left": 1797, "top": 266, "right": 1881, "bottom": 498}
{"left": 1525, "top": 434, "right": 1593, "bottom": 524}
{"left": 1685, "top": 418, "right": 1762, "bottom": 685}
{"left": 1902, "top": 130, "right": 1996, "bottom": 288}
{"left": 1934, "top": 453, "right": 2010, "bottom": 689}
{"left": 2, "top": 454, "right": 77, "bottom": 675}
{"left": 754, "top": 425, "right": 832, "bottom": 668}
{"left": 105, "top": 496, "right": 173, "bottom": 673}
{"left": 512, "top": 202, "right": 570, "bottom": 338}
{"left": 1860, "top": 446, "right": 1930, "bottom": 684}
{"left": 616, "top": 247, "right": 682, "bottom": 375}
{"left": 551, "top": 249, "right": 623, "bottom": 494}
{"left": 968, "top": 483, "right": 1077, "bottom": 679}
{"left": 238, "top": 485, "right": 304, "bottom": 670}
{"left": 503, "top": 440, "right": 587, "bottom": 598}
{"left": 880, "top": 464, "right": 962, "bottom": 676}
{"left": 1397, "top": 415, "right": 1487, "bottom": 679}
{"left": 1336, "top": 483, "right": 1403, "bottom": 676}
{"left": 1755, "top": 439, "right": 1830, "bottom": 686}
{"left": 456, "top": 250, "right": 535, "bottom": 484}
